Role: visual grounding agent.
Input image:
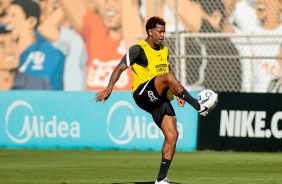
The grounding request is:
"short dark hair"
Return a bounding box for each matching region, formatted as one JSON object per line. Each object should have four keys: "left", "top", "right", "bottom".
{"left": 145, "top": 16, "right": 166, "bottom": 34}
{"left": 12, "top": 0, "right": 40, "bottom": 28}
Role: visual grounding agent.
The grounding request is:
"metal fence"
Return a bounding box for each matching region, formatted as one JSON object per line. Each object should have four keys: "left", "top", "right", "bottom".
{"left": 165, "top": 33, "right": 282, "bottom": 93}
{"left": 153, "top": 0, "right": 282, "bottom": 93}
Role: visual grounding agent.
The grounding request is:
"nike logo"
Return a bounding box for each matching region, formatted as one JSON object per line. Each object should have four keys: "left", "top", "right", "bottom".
{"left": 199, "top": 106, "right": 208, "bottom": 113}
{"left": 162, "top": 162, "right": 166, "bottom": 164}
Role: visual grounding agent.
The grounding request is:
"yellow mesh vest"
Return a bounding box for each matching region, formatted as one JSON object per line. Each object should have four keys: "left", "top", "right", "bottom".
{"left": 132, "top": 40, "right": 174, "bottom": 100}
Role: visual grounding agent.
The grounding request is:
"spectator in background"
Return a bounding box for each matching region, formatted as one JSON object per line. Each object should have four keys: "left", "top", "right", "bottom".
{"left": 58, "top": 0, "right": 144, "bottom": 91}
{"left": 267, "top": 47, "right": 282, "bottom": 93}
{"left": 227, "top": 0, "right": 260, "bottom": 34}
{"left": 2, "top": 0, "right": 65, "bottom": 90}
{"left": 165, "top": 0, "right": 203, "bottom": 33}
{"left": 221, "top": 0, "right": 260, "bottom": 92}
{"left": 250, "top": 0, "right": 282, "bottom": 92}
{"left": 0, "top": 27, "right": 51, "bottom": 90}
{"left": 38, "top": 0, "right": 87, "bottom": 91}
{"left": 167, "top": 0, "right": 242, "bottom": 92}
{"left": 196, "top": 0, "right": 242, "bottom": 92}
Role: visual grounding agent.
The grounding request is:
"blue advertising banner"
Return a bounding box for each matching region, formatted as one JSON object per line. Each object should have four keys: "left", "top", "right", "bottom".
{"left": 0, "top": 91, "right": 198, "bottom": 151}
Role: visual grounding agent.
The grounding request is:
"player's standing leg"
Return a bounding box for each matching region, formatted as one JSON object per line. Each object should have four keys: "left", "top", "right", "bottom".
{"left": 155, "top": 115, "right": 178, "bottom": 184}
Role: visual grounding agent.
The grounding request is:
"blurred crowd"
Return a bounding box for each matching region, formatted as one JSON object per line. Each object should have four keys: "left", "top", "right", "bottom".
{"left": 0, "top": 0, "right": 281, "bottom": 93}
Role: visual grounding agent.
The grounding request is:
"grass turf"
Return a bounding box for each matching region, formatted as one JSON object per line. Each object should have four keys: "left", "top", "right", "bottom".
{"left": 0, "top": 149, "right": 281, "bottom": 184}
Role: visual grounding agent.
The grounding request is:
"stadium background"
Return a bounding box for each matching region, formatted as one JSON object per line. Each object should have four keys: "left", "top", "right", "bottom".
{"left": 1, "top": 0, "right": 282, "bottom": 152}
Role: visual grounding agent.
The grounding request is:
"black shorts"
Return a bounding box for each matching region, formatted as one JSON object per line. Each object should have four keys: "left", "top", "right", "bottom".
{"left": 133, "top": 77, "right": 176, "bottom": 128}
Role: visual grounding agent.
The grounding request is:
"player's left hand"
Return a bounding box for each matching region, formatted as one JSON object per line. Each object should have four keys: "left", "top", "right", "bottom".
{"left": 177, "top": 97, "right": 185, "bottom": 107}
{"left": 95, "top": 89, "right": 111, "bottom": 103}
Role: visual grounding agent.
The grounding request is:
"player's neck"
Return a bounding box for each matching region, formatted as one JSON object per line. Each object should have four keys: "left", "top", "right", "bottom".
{"left": 145, "top": 39, "right": 158, "bottom": 50}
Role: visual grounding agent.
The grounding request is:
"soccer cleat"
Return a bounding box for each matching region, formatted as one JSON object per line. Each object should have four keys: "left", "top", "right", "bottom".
{"left": 155, "top": 177, "right": 170, "bottom": 184}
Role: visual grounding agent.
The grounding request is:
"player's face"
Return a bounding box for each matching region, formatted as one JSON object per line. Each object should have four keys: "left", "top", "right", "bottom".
{"left": 94, "top": 0, "right": 122, "bottom": 30}
{"left": 150, "top": 24, "right": 165, "bottom": 45}
{"left": 0, "top": 33, "right": 19, "bottom": 70}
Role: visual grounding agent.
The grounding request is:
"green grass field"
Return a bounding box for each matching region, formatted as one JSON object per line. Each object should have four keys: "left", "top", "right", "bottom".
{"left": 0, "top": 149, "right": 281, "bottom": 184}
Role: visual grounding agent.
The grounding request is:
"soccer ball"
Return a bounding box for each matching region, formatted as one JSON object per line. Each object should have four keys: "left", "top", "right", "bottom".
{"left": 197, "top": 89, "right": 218, "bottom": 110}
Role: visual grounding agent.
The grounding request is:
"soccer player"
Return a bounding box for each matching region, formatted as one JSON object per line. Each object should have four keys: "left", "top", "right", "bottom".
{"left": 95, "top": 16, "right": 212, "bottom": 184}
{"left": 251, "top": 0, "right": 282, "bottom": 92}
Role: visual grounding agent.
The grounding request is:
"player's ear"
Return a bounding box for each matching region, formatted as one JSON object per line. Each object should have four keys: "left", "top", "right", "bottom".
{"left": 148, "top": 28, "right": 153, "bottom": 36}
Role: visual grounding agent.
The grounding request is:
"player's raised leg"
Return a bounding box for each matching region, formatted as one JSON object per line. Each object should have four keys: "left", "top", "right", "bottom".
{"left": 154, "top": 72, "right": 201, "bottom": 111}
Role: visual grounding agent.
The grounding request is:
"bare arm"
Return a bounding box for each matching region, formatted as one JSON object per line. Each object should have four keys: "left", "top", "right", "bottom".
{"left": 95, "top": 62, "right": 128, "bottom": 102}
{"left": 57, "top": 0, "right": 85, "bottom": 31}
{"left": 121, "top": 0, "right": 144, "bottom": 49}
{"left": 166, "top": 0, "right": 203, "bottom": 32}
{"left": 146, "top": 0, "right": 164, "bottom": 18}
{"left": 38, "top": 7, "right": 65, "bottom": 42}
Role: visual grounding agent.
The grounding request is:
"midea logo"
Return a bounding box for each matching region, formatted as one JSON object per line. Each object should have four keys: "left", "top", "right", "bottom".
{"left": 5, "top": 100, "right": 80, "bottom": 144}
{"left": 106, "top": 101, "right": 183, "bottom": 145}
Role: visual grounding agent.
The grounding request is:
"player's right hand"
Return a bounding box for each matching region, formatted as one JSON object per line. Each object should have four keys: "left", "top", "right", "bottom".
{"left": 95, "top": 89, "right": 111, "bottom": 103}
{"left": 177, "top": 97, "right": 185, "bottom": 107}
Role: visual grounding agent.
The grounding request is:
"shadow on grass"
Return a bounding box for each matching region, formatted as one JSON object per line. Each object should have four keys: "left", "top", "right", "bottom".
{"left": 111, "top": 182, "right": 180, "bottom": 184}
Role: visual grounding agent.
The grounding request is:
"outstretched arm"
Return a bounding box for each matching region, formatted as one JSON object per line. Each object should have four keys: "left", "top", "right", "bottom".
{"left": 95, "top": 62, "right": 128, "bottom": 103}
{"left": 57, "top": 0, "right": 85, "bottom": 31}
{"left": 38, "top": 7, "right": 65, "bottom": 42}
{"left": 121, "top": 0, "right": 144, "bottom": 49}
{"left": 166, "top": 0, "right": 203, "bottom": 32}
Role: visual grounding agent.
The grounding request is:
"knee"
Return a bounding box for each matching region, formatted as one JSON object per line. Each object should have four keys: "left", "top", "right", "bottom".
{"left": 164, "top": 72, "right": 180, "bottom": 89}
{"left": 165, "top": 130, "right": 179, "bottom": 145}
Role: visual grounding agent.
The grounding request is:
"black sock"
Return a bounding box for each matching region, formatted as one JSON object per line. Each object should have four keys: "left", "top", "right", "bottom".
{"left": 180, "top": 89, "right": 200, "bottom": 110}
{"left": 157, "top": 158, "right": 171, "bottom": 182}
